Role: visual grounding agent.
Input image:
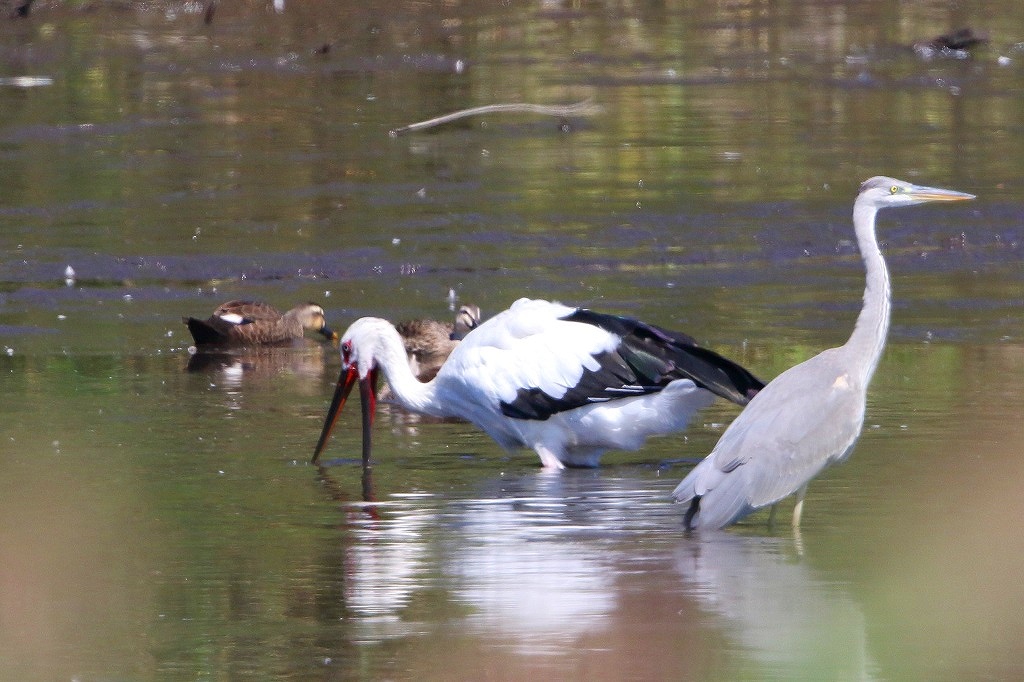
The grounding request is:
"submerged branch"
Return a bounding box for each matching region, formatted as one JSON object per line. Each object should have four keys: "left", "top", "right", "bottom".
{"left": 389, "top": 100, "right": 603, "bottom": 136}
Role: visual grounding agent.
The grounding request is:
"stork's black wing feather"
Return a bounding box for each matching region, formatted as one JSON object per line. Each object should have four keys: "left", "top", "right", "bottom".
{"left": 500, "top": 349, "right": 656, "bottom": 419}
{"left": 499, "top": 308, "right": 764, "bottom": 421}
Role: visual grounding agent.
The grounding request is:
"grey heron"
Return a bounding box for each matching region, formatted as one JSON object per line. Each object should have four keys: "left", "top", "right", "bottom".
{"left": 672, "top": 176, "right": 975, "bottom": 530}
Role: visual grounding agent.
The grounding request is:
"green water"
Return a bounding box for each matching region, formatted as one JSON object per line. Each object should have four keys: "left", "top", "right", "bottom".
{"left": 1, "top": 1, "right": 1023, "bottom": 679}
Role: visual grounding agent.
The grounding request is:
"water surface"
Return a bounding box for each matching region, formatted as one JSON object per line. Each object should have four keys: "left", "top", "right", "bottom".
{"left": 1, "top": 1, "right": 1023, "bottom": 679}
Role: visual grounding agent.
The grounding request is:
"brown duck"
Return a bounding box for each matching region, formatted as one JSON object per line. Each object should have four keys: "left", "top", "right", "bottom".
{"left": 184, "top": 300, "right": 337, "bottom": 347}
{"left": 394, "top": 304, "right": 481, "bottom": 381}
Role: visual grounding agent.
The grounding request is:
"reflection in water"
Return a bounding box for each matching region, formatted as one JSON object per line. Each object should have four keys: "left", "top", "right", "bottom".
{"left": 315, "top": 466, "right": 435, "bottom": 641}
{"left": 344, "top": 501, "right": 437, "bottom": 641}
{"left": 313, "top": 471, "right": 881, "bottom": 676}
{"left": 318, "top": 472, "right": 655, "bottom": 653}
{"left": 184, "top": 343, "right": 331, "bottom": 393}
{"left": 444, "top": 476, "right": 620, "bottom": 655}
{"left": 675, "top": 535, "right": 877, "bottom": 680}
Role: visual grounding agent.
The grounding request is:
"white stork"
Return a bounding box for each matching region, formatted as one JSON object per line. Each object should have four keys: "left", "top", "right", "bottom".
{"left": 312, "top": 298, "right": 764, "bottom": 469}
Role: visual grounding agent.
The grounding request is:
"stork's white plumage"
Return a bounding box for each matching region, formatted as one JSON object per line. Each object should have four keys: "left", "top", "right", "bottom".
{"left": 312, "top": 298, "right": 764, "bottom": 469}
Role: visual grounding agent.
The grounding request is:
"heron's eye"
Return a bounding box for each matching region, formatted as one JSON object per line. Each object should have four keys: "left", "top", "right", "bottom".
{"left": 341, "top": 341, "right": 351, "bottom": 360}
{"left": 890, "top": 185, "right": 900, "bottom": 194}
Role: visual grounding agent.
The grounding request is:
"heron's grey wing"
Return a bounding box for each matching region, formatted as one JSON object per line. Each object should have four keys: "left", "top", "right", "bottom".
{"left": 674, "top": 350, "right": 868, "bottom": 527}
{"left": 716, "top": 372, "right": 865, "bottom": 508}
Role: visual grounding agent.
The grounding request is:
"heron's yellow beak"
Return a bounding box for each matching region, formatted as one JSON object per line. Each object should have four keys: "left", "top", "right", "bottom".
{"left": 909, "top": 186, "right": 975, "bottom": 202}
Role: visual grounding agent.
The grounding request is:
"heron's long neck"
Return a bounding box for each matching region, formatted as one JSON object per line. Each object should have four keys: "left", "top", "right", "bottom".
{"left": 846, "top": 199, "right": 891, "bottom": 383}
{"left": 376, "top": 327, "right": 447, "bottom": 417}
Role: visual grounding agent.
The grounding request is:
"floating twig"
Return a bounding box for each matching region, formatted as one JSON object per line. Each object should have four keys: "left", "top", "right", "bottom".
{"left": 389, "top": 100, "right": 603, "bottom": 136}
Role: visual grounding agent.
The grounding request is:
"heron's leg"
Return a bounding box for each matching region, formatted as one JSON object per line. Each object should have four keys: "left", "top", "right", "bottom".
{"left": 534, "top": 444, "right": 567, "bottom": 470}
{"left": 767, "top": 503, "right": 778, "bottom": 528}
{"left": 791, "top": 484, "right": 809, "bottom": 528}
{"left": 683, "top": 497, "right": 700, "bottom": 530}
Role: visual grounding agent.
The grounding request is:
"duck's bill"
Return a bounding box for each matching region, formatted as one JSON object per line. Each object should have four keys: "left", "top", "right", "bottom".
{"left": 311, "top": 365, "right": 378, "bottom": 466}
{"left": 909, "top": 185, "right": 976, "bottom": 201}
{"left": 319, "top": 326, "right": 340, "bottom": 343}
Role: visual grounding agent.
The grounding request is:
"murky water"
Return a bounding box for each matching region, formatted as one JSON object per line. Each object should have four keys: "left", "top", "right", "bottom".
{"left": 1, "top": 1, "right": 1023, "bottom": 679}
